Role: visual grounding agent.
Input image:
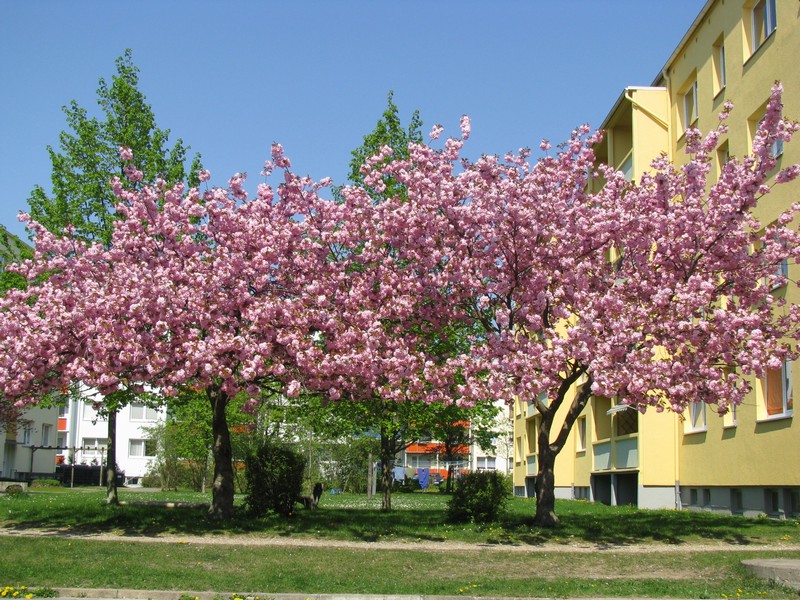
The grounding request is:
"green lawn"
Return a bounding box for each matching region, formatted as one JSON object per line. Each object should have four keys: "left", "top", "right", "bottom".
{"left": 3, "top": 487, "right": 799, "bottom": 547}
{"left": 2, "top": 488, "right": 800, "bottom": 598}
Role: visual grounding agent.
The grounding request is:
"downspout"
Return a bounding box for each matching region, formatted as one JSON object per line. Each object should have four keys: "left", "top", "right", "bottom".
{"left": 658, "top": 65, "right": 682, "bottom": 510}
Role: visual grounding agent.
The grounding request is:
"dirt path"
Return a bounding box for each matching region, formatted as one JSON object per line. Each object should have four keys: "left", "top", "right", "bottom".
{"left": 3, "top": 526, "right": 800, "bottom": 554}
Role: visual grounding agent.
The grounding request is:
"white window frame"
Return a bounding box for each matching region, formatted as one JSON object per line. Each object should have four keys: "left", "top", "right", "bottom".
{"left": 41, "top": 424, "right": 52, "bottom": 447}
{"left": 82, "top": 437, "right": 109, "bottom": 455}
{"left": 682, "top": 80, "right": 698, "bottom": 131}
{"left": 751, "top": 0, "right": 777, "bottom": 53}
{"left": 576, "top": 416, "right": 587, "bottom": 452}
{"left": 476, "top": 456, "right": 496, "bottom": 471}
{"left": 685, "top": 402, "right": 707, "bottom": 433}
{"left": 21, "top": 425, "right": 33, "bottom": 445}
{"left": 761, "top": 360, "right": 793, "bottom": 420}
{"left": 128, "top": 438, "right": 156, "bottom": 458}
{"left": 130, "top": 402, "right": 158, "bottom": 421}
{"left": 718, "top": 43, "right": 726, "bottom": 89}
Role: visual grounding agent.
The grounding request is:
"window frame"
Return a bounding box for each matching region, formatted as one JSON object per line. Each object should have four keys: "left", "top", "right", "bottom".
{"left": 751, "top": 0, "right": 777, "bottom": 54}
{"left": 713, "top": 36, "right": 726, "bottom": 95}
{"left": 681, "top": 80, "right": 698, "bottom": 131}
{"left": 761, "top": 360, "right": 793, "bottom": 420}
{"left": 128, "top": 438, "right": 156, "bottom": 458}
{"left": 129, "top": 401, "right": 159, "bottom": 421}
{"left": 685, "top": 401, "right": 707, "bottom": 433}
{"left": 576, "top": 416, "right": 587, "bottom": 452}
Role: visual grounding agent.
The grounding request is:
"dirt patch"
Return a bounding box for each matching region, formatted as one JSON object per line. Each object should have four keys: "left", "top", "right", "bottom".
{"left": 2, "top": 526, "right": 800, "bottom": 555}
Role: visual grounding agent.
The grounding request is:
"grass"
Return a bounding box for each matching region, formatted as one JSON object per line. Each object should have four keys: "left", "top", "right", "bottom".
{"left": 2, "top": 488, "right": 800, "bottom": 597}
{"left": 2, "top": 487, "right": 799, "bottom": 547}
{"left": 1, "top": 537, "right": 797, "bottom": 598}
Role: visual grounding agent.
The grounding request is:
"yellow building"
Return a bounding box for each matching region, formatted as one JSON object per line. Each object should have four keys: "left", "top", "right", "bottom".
{"left": 514, "top": 0, "right": 799, "bottom": 517}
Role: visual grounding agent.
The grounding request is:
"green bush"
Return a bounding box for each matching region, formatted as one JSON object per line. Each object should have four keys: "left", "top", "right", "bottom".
{"left": 30, "top": 479, "right": 61, "bottom": 488}
{"left": 446, "top": 471, "right": 510, "bottom": 523}
{"left": 244, "top": 440, "right": 306, "bottom": 517}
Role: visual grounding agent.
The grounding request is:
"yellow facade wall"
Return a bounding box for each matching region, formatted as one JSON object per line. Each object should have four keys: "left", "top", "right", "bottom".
{"left": 513, "top": 0, "right": 799, "bottom": 509}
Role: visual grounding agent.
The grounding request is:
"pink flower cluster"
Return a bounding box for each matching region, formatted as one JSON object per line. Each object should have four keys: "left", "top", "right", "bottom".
{"left": 1, "top": 84, "right": 799, "bottom": 421}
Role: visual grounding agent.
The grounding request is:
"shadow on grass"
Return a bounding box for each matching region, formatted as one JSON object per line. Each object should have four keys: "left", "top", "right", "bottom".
{"left": 499, "top": 501, "right": 792, "bottom": 547}
{"left": 2, "top": 491, "right": 797, "bottom": 548}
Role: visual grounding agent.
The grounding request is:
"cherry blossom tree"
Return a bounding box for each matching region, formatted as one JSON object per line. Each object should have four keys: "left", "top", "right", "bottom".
{"left": 2, "top": 84, "right": 798, "bottom": 529}
{"left": 382, "top": 84, "right": 800, "bottom": 527}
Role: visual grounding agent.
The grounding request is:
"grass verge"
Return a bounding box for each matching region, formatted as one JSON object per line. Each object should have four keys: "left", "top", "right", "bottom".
{"left": 2, "top": 489, "right": 800, "bottom": 547}
{"left": 1, "top": 537, "right": 798, "bottom": 598}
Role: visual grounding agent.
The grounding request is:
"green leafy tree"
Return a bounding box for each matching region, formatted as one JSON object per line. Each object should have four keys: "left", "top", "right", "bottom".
{"left": 26, "top": 49, "right": 202, "bottom": 503}
{"left": 0, "top": 225, "right": 33, "bottom": 295}
{"left": 329, "top": 92, "right": 425, "bottom": 510}
{"left": 28, "top": 49, "right": 201, "bottom": 246}
{"left": 422, "top": 401, "right": 501, "bottom": 493}
{"left": 341, "top": 91, "right": 422, "bottom": 202}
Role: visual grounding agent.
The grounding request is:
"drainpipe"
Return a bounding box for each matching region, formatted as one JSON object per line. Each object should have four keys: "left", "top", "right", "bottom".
{"left": 658, "top": 65, "right": 682, "bottom": 511}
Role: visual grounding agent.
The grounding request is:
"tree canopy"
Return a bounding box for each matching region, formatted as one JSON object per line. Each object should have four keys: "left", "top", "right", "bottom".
{"left": 28, "top": 49, "right": 201, "bottom": 247}
{"left": 1, "top": 84, "right": 798, "bottom": 526}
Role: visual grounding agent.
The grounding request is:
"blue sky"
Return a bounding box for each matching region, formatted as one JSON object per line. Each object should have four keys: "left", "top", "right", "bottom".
{"left": 0, "top": 1, "right": 705, "bottom": 241}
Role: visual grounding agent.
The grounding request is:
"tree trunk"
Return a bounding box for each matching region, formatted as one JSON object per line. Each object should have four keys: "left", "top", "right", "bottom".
{"left": 379, "top": 427, "right": 393, "bottom": 511}
{"left": 445, "top": 464, "right": 454, "bottom": 494}
{"left": 208, "top": 386, "right": 235, "bottom": 519}
{"left": 532, "top": 374, "right": 594, "bottom": 528}
{"left": 533, "top": 438, "right": 559, "bottom": 527}
{"left": 105, "top": 409, "right": 119, "bottom": 505}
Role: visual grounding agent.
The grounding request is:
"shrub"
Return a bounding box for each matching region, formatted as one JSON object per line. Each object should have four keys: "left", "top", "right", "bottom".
{"left": 244, "top": 440, "right": 306, "bottom": 517}
{"left": 446, "top": 471, "right": 510, "bottom": 523}
{"left": 30, "top": 479, "right": 60, "bottom": 488}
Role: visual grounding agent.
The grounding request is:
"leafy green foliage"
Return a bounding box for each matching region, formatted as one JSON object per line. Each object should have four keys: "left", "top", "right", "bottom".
{"left": 0, "top": 224, "right": 33, "bottom": 295}
{"left": 244, "top": 440, "right": 306, "bottom": 517}
{"left": 339, "top": 90, "right": 422, "bottom": 203}
{"left": 28, "top": 49, "right": 201, "bottom": 247}
{"left": 447, "top": 471, "right": 510, "bottom": 523}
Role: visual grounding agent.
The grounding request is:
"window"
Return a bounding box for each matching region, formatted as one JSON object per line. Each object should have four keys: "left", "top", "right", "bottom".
{"left": 526, "top": 416, "right": 539, "bottom": 454}
{"left": 774, "top": 256, "right": 789, "bottom": 287}
{"left": 58, "top": 404, "right": 69, "bottom": 417}
{"left": 614, "top": 407, "right": 638, "bottom": 436}
{"left": 681, "top": 80, "right": 698, "bottom": 131}
{"left": 130, "top": 402, "right": 158, "bottom": 421}
{"left": 749, "top": 103, "right": 784, "bottom": 159}
{"left": 686, "top": 402, "right": 707, "bottom": 432}
{"left": 21, "top": 425, "right": 32, "bottom": 445}
{"left": 476, "top": 456, "right": 496, "bottom": 471}
{"left": 751, "top": 0, "right": 777, "bottom": 53}
{"left": 82, "top": 402, "right": 103, "bottom": 422}
{"left": 731, "top": 488, "right": 743, "bottom": 513}
{"left": 82, "top": 437, "right": 109, "bottom": 454}
{"left": 129, "top": 439, "right": 156, "bottom": 458}
{"left": 716, "top": 141, "right": 730, "bottom": 177}
{"left": 712, "top": 36, "right": 726, "bottom": 95}
{"left": 619, "top": 153, "right": 633, "bottom": 181}
{"left": 576, "top": 416, "right": 587, "bottom": 452}
{"left": 41, "top": 424, "right": 52, "bottom": 447}
{"left": 786, "top": 489, "right": 800, "bottom": 517}
{"left": 723, "top": 402, "right": 737, "bottom": 428}
{"left": 764, "top": 488, "right": 780, "bottom": 514}
{"left": 689, "top": 488, "right": 699, "bottom": 505}
{"left": 763, "top": 360, "right": 793, "bottom": 418}
{"left": 515, "top": 437, "right": 523, "bottom": 463}
{"left": 702, "top": 488, "right": 712, "bottom": 507}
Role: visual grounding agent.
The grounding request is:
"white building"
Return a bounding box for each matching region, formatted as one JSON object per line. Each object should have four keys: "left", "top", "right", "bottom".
{"left": 1, "top": 405, "right": 59, "bottom": 480}
{"left": 57, "top": 396, "right": 165, "bottom": 486}
{"left": 468, "top": 401, "right": 514, "bottom": 475}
